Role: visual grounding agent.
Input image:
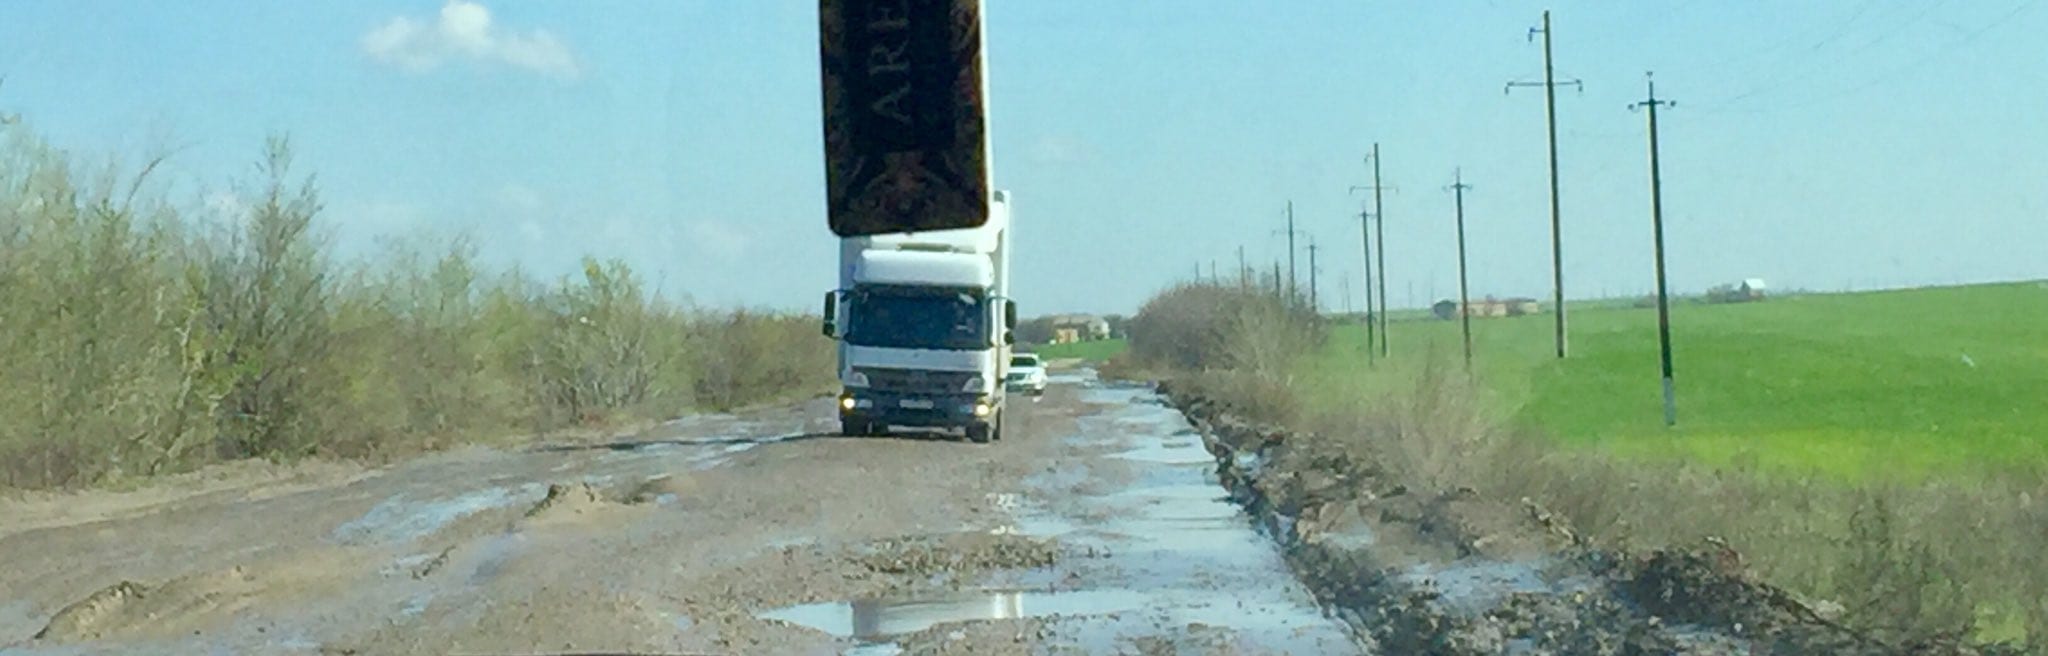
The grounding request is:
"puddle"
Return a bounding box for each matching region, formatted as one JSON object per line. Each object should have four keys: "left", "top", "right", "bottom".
{"left": 1108, "top": 440, "right": 1211, "bottom": 466}
{"left": 985, "top": 370, "right": 1355, "bottom": 651}
{"left": 1402, "top": 559, "right": 1590, "bottom": 616}
{"left": 760, "top": 589, "right": 1146, "bottom": 641}
{"left": 0, "top": 600, "right": 42, "bottom": 647}
{"left": 399, "top": 593, "right": 433, "bottom": 618}
{"left": 466, "top": 532, "right": 527, "bottom": 585}
{"left": 329, "top": 485, "right": 541, "bottom": 545}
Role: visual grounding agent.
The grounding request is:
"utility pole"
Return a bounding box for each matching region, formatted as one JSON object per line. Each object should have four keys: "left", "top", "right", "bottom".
{"left": 1372, "top": 144, "right": 1390, "bottom": 358}
{"left": 1306, "top": 235, "right": 1321, "bottom": 313}
{"left": 1445, "top": 169, "right": 1475, "bottom": 371}
{"left": 1631, "top": 72, "right": 1678, "bottom": 427}
{"left": 1351, "top": 144, "right": 1397, "bottom": 359}
{"left": 1272, "top": 261, "right": 1283, "bottom": 298}
{"left": 1347, "top": 203, "right": 1376, "bottom": 364}
{"left": 1237, "top": 245, "right": 1248, "bottom": 288}
{"left": 1210, "top": 259, "right": 1219, "bottom": 285}
{"left": 1508, "top": 10, "right": 1582, "bottom": 360}
{"left": 1286, "top": 201, "right": 1298, "bottom": 303}
{"left": 1342, "top": 276, "right": 1353, "bottom": 315}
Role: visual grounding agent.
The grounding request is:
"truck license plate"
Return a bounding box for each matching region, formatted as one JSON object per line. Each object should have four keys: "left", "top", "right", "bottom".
{"left": 899, "top": 399, "right": 935, "bottom": 410}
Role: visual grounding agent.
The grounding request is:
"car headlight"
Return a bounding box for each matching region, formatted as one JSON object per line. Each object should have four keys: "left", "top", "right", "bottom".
{"left": 960, "top": 375, "right": 984, "bottom": 392}
{"left": 846, "top": 370, "right": 869, "bottom": 388}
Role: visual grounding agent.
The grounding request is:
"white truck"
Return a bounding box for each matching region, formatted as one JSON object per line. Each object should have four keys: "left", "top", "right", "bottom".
{"left": 822, "top": 191, "right": 1015, "bottom": 443}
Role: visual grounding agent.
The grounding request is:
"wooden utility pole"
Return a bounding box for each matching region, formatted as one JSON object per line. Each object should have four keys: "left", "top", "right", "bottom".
{"left": 1631, "top": 72, "right": 1678, "bottom": 427}
{"left": 1508, "top": 10, "right": 1582, "bottom": 360}
{"left": 1445, "top": 169, "right": 1475, "bottom": 371}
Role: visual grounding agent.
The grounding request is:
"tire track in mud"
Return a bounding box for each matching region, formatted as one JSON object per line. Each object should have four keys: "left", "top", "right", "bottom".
{"left": 1165, "top": 387, "right": 2025, "bottom": 656}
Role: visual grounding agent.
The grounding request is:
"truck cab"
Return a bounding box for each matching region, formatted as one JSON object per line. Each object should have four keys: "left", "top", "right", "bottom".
{"left": 823, "top": 191, "right": 1014, "bottom": 442}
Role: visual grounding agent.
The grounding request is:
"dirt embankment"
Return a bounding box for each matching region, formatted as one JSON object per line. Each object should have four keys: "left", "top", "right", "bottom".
{"left": 1164, "top": 386, "right": 2026, "bottom": 656}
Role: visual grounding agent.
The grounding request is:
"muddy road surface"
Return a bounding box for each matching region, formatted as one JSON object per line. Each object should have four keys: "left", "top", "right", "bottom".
{"left": 0, "top": 372, "right": 1360, "bottom": 655}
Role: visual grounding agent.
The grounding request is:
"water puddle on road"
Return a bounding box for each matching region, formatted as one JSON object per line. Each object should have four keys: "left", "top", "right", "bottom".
{"left": 760, "top": 588, "right": 1145, "bottom": 641}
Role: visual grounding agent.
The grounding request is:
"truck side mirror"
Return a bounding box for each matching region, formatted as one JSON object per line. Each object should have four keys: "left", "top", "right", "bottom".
{"left": 821, "top": 292, "right": 838, "bottom": 338}
{"left": 1004, "top": 331, "right": 1016, "bottom": 346}
{"left": 1004, "top": 300, "right": 1018, "bottom": 329}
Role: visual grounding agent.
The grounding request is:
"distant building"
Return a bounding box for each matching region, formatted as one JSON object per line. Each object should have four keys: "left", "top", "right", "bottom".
{"left": 1739, "top": 278, "right": 1768, "bottom": 301}
{"left": 1432, "top": 297, "right": 1541, "bottom": 320}
{"left": 1049, "top": 314, "right": 1111, "bottom": 343}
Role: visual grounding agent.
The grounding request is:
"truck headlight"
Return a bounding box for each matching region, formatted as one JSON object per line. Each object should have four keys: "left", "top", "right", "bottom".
{"left": 960, "top": 375, "right": 984, "bottom": 393}
{"left": 838, "top": 395, "right": 858, "bottom": 412}
{"left": 972, "top": 400, "right": 992, "bottom": 417}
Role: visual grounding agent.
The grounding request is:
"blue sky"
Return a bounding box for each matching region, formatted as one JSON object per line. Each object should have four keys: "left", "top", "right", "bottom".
{"left": 3, "top": 1, "right": 2043, "bottom": 315}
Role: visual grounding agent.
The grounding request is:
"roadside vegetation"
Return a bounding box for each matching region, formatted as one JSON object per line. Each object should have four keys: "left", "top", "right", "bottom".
{"left": 1128, "top": 280, "right": 2048, "bottom": 649}
{"left": 0, "top": 122, "right": 833, "bottom": 490}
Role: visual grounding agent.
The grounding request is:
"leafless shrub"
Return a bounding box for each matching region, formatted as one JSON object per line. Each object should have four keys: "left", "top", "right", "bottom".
{"left": 0, "top": 121, "right": 836, "bottom": 489}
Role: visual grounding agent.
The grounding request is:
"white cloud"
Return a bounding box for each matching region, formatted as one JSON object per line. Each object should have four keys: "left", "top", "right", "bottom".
{"left": 496, "top": 183, "right": 543, "bottom": 212}
{"left": 203, "top": 191, "right": 248, "bottom": 218}
{"left": 682, "top": 220, "right": 751, "bottom": 263}
{"left": 1026, "top": 135, "right": 1095, "bottom": 166}
{"left": 361, "top": 1, "right": 580, "bottom": 79}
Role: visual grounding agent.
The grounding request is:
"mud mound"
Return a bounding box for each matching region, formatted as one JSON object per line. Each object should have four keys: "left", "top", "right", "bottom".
{"left": 857, "top": 533, "right": 1059, "bottom": 578}
{"left": 524, "top": 482, "right": 608, "bottom": 519}
{"left": 34, "top": 580, "right": 150, "bottom": 640}
{"left": 892, "top": 617, "right": 1049, "bottom": 655}
{"left": 33, "top": 550, "right": 367, "bottom": 643}
{"left": 619, "top": 474, "right": 696, "bottom": 505}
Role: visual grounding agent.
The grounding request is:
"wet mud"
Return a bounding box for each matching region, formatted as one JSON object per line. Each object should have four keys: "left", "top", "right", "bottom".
{"left": 1168, "top": 387, "right": 2027, "bottom": 656}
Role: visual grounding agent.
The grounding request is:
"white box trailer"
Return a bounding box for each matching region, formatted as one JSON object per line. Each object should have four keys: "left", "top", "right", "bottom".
{"left": 823, "top": 191, "right": 1014, "bottom": 442}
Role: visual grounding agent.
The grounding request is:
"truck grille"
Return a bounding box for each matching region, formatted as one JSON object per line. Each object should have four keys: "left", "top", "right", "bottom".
{"left": 858, "top": 367, "right": 974, "bottom": 394}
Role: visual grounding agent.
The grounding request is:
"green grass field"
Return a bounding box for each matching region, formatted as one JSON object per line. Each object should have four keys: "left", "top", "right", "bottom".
{"left": 1030, "top": 338, "right": 1128, "bottom": 363}
{"left": 1299, "top": 282, "right": 2048, "bottom": 480}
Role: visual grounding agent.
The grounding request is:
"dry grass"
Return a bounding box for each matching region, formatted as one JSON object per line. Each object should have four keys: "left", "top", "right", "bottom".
{"left": 0, "top": 123, "right": 832, "bottom": 489}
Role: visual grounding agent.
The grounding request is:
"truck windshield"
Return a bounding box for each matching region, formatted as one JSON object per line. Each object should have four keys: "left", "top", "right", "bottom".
{"left": 846, "top": 286, "right": 989, "bottom": 350}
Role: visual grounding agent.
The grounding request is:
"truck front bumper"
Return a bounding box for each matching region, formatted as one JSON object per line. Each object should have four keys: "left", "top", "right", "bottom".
{"left": 839, "top": 389, "right": 993, "bottom": 428}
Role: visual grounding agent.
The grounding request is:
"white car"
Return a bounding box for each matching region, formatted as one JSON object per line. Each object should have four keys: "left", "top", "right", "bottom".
{"left": 1005, "top": 353, "right": 1049, "bottom": 395}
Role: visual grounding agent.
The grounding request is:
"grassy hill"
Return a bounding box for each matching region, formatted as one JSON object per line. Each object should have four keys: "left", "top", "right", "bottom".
{"left": 1302, "top": 282, "right": 2048, "bottom": 480}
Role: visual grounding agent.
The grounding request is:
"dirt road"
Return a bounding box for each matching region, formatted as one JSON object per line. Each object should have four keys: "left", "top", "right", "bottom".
{"left": 0, "top": 371, "right": 1360, "bottom": 655}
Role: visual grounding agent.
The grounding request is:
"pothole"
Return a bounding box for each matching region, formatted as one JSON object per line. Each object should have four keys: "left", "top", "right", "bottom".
{"left": 759, "top": 588, "right": 1145, "bottom": 642}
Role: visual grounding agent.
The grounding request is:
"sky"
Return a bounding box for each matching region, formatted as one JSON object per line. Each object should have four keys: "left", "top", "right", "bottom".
{"left": 2, "top": 1, "right": 2044, "bottom": 316}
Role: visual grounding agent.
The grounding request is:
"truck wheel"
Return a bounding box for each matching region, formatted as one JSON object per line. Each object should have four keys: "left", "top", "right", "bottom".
{"left": 841, "top": 418, "right": 871, "bottom": 437}
{"left": 992, "top": 409, "right": 1006, "bottom": 441}
{"left": 965, "top": 422, "right": 992, "bottom": 444}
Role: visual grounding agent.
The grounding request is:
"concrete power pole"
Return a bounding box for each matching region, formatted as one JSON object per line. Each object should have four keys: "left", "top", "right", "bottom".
{"left": 1371, "top": 144, "right": 1390, "bottom": 358}
{"left": 1351, "top": 144, "right": 1398, "bottom": 360}
{"left": 1306, "top": 236, "right": 1321, "bottom": 313}
{"left": 1445, "top": 169, "right": 1475, "bottom": 371}
{"left": 1286, "top": 201, "right": 1298, "bottom": 303}
{"left": 1631, "top": 72, "right": 1678, "bottom": 427}
{"left": 1508, "top": 10, "right": 1582, "bottom": 360}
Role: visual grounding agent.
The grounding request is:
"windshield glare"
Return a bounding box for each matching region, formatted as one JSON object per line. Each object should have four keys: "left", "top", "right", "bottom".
{"left": 846, "top": 286, "right": 988, "bottom": 350}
